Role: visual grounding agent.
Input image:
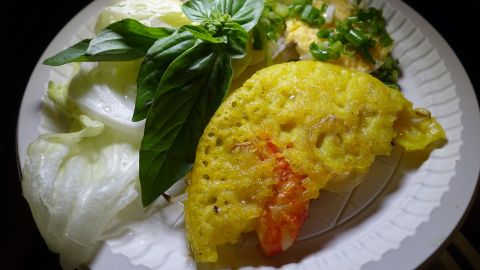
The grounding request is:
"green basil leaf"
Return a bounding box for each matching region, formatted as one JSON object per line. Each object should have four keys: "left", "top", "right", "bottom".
{"left": 214, "top": 0, "right": 264, "bottom": 31}
{"left": 182, "top": 0, "right": 213, "bottom": 22}
{"left": 87, "top": 19, "right": 174, "bottom": 55}
{"left": 183, "top": 25, "right": 227, "bottom": 43}
{"left": 43, "top": 39, "right": 91, "bottom": 66}
{"left": 133, "top": 30, "right": 197, "bottom": 121}
{"left": 224, "top": 21, "right": 249, "bottom": 58}
{"left": 140, "top": 42, "right": 232, "bottom": 206}
{"left": 43, "top": 19, "right": 174, "bottom": 66}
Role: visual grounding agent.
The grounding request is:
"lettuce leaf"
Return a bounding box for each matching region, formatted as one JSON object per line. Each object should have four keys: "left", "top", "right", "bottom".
{"left": 68, "top": 61, "right": 145, "bottom": 138}
{"left": 22, "top": 115, "right": 140, "bottom": 269}
{"left": 95, "top": 0, "right": 191, "bottom": 33}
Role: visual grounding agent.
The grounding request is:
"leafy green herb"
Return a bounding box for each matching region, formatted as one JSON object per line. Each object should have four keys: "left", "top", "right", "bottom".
{"left": 43, "top": 19, "right": 174, "bottom": 66}
{"left": 133, "top": 31, "right": 198, "bottom": 121}
{"left": 316, "top": 28, "right": 331, "bottom": 39}
{"left": 181, "top": 0, "right": 213, "bottom": 22}
{"left": 288, "top": 1, "right": 327, "bottom": 27}
{"left": 379, "top": 32, "right": 393, "bottom": 46}
{"left": 138, "top": 1, "right": 261, "bottom": 205}
{"left": 345, "top": 29, "right": 368, "bottom": 47}
{"left": 309, "top": 3, "right": 400, "bottom": 86}
{"left": 310, "top": 40, "right": 341, "bottom": 61}
{"left": 140, "top": 42, "right": 232, "bottom": 204}
{"left": 140, "top": 0, "right": 262, "bottom": 206}
{"left": 251, "top": 0, "right": 286, "bottom": 65}
{"left": 183, "top": 0, "right": 262, "bottom": 32}
{"left": 43, "top": 0, "right": 264, "bottom": 206}
{"left": 300, "top": 5, "right": 321, "bottom": 25}
{"left": 371, "top": 54, "right": 401, "bottom": 89}
{"left": 253, "top": 0, "right": 287, "bottom": 50}
{"left": 309, "top": 43, "right": 330, "bottom": 61}
{"left": 288, "top": 0, "right": 311, "bottom": 16}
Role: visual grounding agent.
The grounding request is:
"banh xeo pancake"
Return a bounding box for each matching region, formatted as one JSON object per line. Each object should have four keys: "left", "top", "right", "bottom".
{"left": 185, "top": 61, "right": 446, "bottom": 262}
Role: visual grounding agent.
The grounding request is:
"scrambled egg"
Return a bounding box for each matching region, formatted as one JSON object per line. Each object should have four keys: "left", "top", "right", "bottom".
{"left": 185, "top": 61, "right": 445, "bottom": 262}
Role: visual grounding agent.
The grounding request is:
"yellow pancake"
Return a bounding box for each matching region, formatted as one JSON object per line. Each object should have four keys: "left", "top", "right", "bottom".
{"left": 185, "top": 61, "right": 445, "bottom": 262}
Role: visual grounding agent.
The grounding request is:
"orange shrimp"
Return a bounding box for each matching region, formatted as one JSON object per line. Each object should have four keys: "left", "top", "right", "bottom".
{"left": 255, "top": 138, "right": 310, "bottom": 256}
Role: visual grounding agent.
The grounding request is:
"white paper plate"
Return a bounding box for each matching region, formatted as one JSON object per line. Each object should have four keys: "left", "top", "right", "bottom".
{"left": 17, "top": 0, "right": 480, "bottom": 269}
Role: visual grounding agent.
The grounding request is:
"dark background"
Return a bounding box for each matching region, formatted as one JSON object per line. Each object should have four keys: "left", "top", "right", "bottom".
{"left": 3, "top": 1, "right": 479, "bottom": 269}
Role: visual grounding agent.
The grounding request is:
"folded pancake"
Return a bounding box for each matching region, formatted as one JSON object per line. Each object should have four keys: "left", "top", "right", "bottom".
{"left": 185, "top": 61, "right": 446, "bottom": 262}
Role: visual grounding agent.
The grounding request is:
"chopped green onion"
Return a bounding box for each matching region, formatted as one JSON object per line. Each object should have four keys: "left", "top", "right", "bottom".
{"left": 267, "top": 11, "right": 283, "bottom": 26}
{"left": 342, "top": 43, "right": 356, "bottom": 56}
{"left": 288, "top": 0, "right": 311, "bottom": 16}
{"left": 316, "top": 28, "right": 331, "bottom": 38}
{"left": 365, "top": 38, "right": 376, "bottom": 48}
{"left": 329, "top": 40, "right": 343, "bottom": 54}
{"left": 266, "top": 31, "right": 279, "bottom": 40}
{"left": 371, "top": 19, "right": 385, "bottom": 34}
{"left": 358, "top": 7, "right": 381, "bottom": 21}
{"left": 307, "top": 3, "right": 400, "bottom": 86}
{"left": 335, "top": 20, "right": 349, "bottom": 35}
{"left": 289, "top": 4, "right": 304, "bottom": 15}
{"left": 372, "top": 54, "right": 401, "bottom": 88}
{"left": 358, "top": 47, "right": 375, "bottom": 63}
{"left": 379, "top": 33, "right": 393, "bottom": 46}
{"left": 310, "top": 43, "right": 331, "bottom": 61}
{"left": 310, "top": 41, "right": 341, "bottom": 61}
{"left": 256, "top": 1, "right": 286, "bottom": 43}
{"left": 319, "top": 3, "right": 328, "bottom": 14}
{"left": 300, "top": 5, "right": 321, "bottom": 25}
{"left": 273, "top": 2, "right": 289, "bottom": 18}
{"left": 315, "top": 16, "right": 326, "bottom": 26}
{"left": 357, "top": 9, "right": 372, "bottom": 21}
{"left": 323, "top": 4, "right": 335, "bottom": 24}
{"left": 345, "top": 29, "right": 368, "bottom": 47}
{"left": 344, "top": 16, "right": 358, "bottom": 25}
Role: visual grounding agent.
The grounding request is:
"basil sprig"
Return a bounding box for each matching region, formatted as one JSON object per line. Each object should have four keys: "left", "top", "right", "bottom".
{"left": 43, "top": 19, "right": 174, "bottom": 65}
{"left": 43, "top": 0, "right": 263, "bottom": 206}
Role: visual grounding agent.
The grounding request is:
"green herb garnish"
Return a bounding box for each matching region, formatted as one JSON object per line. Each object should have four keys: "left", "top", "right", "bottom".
{"left": 251, "top": 0, "right": 288, "bottom": 65}
{"left": 288, "top": 1, "right": 327, "bottom": 27}
{"left": 371, "top": 54, "right": 401, "bottom": 89}
{"left": 253, "top": 1, "right": 287, "bottom": 51}
{"left": 310, "top": 40, "right": 341, "bottom": 61}
{"left": 300, "top": 5, "right": 322, "bottom": 25}
{"left": 316, "top": 28, "right": 331, "bottom": 39}
{"left": 288, "top": 0, "right": 311, "bottom": 16}
{"left": 43, "top": 19, "right": 175, "bottom": 66}
{"left": 308, "top": 2, "right": 400, "bottom": 87}
{"left": 43, "top": 0, "right": 264, "bottom": 206}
